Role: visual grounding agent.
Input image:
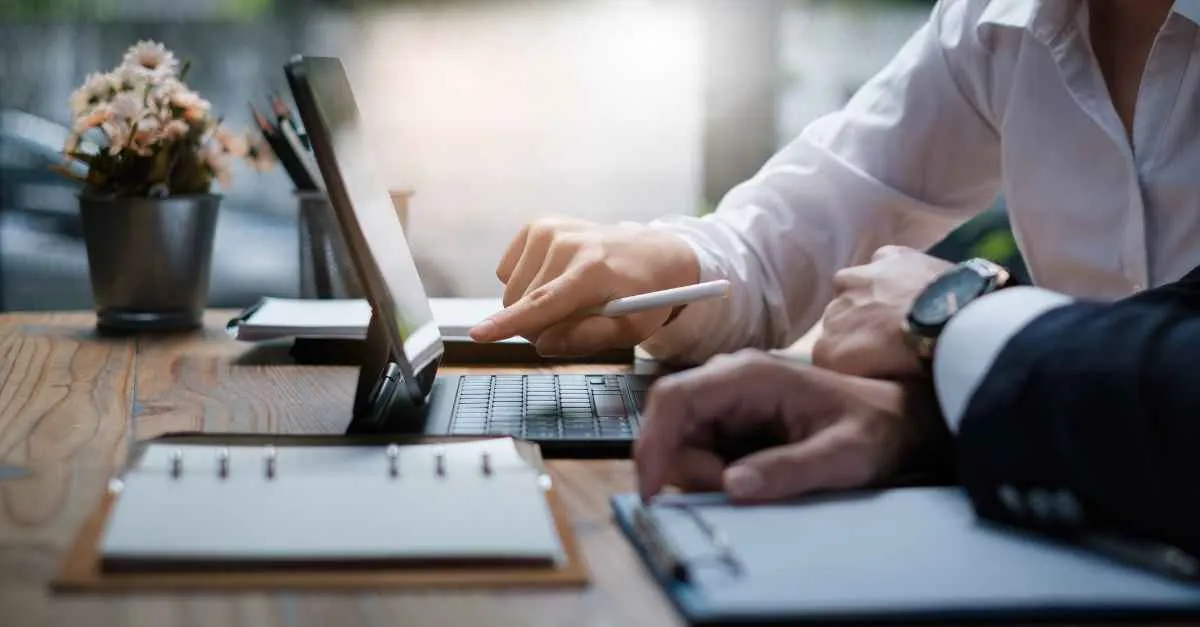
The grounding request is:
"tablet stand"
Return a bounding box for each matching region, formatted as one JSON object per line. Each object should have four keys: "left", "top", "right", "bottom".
{"left": 346, "top": 312, "right": 431, "bottom": 435}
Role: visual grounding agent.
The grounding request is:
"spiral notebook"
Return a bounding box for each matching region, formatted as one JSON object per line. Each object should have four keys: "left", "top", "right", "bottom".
{"left": 55, "top": 435, "right": 588, "bottom": 590}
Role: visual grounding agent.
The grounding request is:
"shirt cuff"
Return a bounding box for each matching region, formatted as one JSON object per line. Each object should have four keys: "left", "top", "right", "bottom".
{"left": 637, "top": 223, "right": 729, "bottom": 364}
{"left": 932, "top": 286, "right": 1075, "bottom": 432}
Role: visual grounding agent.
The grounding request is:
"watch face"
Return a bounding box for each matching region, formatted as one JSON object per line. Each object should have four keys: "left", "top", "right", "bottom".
{"left": 910, "top": 267, "right": 989, "bottom": 328}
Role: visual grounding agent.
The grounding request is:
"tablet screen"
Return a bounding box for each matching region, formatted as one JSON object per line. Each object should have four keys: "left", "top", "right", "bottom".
{"left": 296, "top": 58, "right": 442, "bottom": 378}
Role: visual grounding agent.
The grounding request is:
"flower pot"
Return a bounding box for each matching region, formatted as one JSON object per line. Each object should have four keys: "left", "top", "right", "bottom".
{"left": 79, "top": 194, "right": 220, "bottom": 333}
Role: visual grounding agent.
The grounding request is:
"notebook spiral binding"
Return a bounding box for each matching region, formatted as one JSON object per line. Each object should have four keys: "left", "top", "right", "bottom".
{"left": 158, "top": 445, "right": 505, "bottom": 480}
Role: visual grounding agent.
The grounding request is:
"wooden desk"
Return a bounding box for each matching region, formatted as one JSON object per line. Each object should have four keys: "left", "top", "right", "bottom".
{"left": 0, "top": 311, "right": 683, "bottom": 627}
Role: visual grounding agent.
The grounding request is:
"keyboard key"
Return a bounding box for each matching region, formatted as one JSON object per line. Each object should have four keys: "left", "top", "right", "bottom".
{"left": 593, "top": 393, "right": 627, "bottom": 417}
{"left": 632, "top": 391, "right": 646, "bottom": 410}
{"left": 453, "top": 389, "right": 487, "bottom": 401}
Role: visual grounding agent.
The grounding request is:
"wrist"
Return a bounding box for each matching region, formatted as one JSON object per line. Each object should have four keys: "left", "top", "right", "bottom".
{"left": 905, "top": 258, "right": 1013, "bottom": 363}
{"left": 663, "top": 232, "right": 702, "bottom": 289}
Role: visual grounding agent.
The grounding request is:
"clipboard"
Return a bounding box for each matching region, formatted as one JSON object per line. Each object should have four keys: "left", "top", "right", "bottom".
{"left": 54, "top": 433, "right": 589, "bottom": 592}
{"left": 612, "top": 488, "right": 1200, "bottom": 625}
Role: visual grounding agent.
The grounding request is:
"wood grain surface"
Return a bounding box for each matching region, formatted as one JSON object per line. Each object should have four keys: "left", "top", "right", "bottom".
{"left": 0, "top": 311, "right": 682, "bottom": 627}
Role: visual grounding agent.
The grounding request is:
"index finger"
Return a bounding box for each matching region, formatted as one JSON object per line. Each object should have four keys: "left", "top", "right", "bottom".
{"left": 495, "top": 224, "right": 531, "bottom": 283}
{"left": 469, "top": 266, "right": 610, "bottom": 342}
{"left": 634, "top": 352, "right": 810, "bottom": 500}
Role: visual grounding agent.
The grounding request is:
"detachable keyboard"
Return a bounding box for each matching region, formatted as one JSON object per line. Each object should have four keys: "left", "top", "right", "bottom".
{"left": 448, "top": 374, "right": 648, "bottom": 440}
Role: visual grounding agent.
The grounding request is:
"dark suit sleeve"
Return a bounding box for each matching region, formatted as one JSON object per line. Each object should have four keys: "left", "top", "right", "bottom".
{"left": 955, "top": 268, "right": 1200, "bottom": 556}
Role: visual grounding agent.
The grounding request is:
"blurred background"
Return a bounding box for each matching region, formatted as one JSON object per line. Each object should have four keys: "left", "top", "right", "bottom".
{"left": 0, "top": 0, "right": 1022, "bottom": 313}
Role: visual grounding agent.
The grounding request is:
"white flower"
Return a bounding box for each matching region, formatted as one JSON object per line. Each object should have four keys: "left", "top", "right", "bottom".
{"left": 73, "top": 106, "right": 109, "bottom": 133}
{"left": 102, "top": 119, "right": 133, "bottom": 155}
{"left": 129, "top": 117, "right": 162, "bottom": 156}
{"left": 110, "top": 65, "right": 148, "bottom": 93}
{"left": 100, "top": 92, "right": 158, "bottom": 155}
{"left": 162, "top": 119, "right": 190, "bottom": 141}
{"left": 170, "top": 89, "right": 211, "bottom": 123}
{"left": 148, "top": 78, "right": 184, "bottom": 106}
{"left": 121, "top": 40, "right": 179, "bottom": 80}
{"left": 107, "top": 91, "right": 145, "bottom": 122}
{"left": 69, "top": 72, "right": 115, "bottom": 117}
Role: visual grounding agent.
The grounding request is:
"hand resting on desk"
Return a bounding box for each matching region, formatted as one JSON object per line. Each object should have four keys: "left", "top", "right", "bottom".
{"left": 633, "top": 350, "right": 950, "bottom": 503}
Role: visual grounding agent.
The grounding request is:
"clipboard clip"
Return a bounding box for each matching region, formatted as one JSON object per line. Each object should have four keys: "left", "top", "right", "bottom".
{"left": 630, "top": 502, "right": 743, "bottom": 583}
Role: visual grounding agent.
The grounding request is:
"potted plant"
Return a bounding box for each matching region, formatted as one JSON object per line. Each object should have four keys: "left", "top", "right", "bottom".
{"left": 57, "top": 40, "right": 274, "bottom": 332}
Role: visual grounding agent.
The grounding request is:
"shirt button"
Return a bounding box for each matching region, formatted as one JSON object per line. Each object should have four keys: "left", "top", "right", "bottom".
{"left": 1053, "top": 490, "right": 1083, "bottom": 526}
{"left": 998, "top": 484, "right": 1023, "bottom": 516}
{"left": 1028, "top": 488, "right": 1054, "bottom": 522}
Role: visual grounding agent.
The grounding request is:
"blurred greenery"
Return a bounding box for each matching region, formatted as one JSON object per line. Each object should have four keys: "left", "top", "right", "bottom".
{"left": 0, "top": 0, "right": 273, "bottom": 20}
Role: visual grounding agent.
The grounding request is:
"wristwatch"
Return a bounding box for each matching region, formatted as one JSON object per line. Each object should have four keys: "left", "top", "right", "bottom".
{"left": 905, "top": 258, "right": 1011, "bottom": 361}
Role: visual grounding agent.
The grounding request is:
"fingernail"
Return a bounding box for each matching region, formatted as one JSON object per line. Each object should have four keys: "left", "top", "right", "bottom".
{"left": 469, "top": 319, "right": 497, "bottom": 341}
{"left": 724, "top": 465, "right": 764, "bottom": 499}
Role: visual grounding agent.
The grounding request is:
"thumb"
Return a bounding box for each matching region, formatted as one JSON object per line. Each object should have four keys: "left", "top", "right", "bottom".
{"left": 721, "top": 426, "right": 869, "bottom": 502}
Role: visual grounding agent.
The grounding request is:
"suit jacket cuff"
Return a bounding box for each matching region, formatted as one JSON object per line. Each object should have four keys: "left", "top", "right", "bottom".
{"left": 932, "top": 286, "right": 1074, "bottom": 433}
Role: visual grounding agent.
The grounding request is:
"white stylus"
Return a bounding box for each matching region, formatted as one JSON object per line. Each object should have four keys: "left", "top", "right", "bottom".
{"left": 586, "top": 280, "right": 731, "bottom": 317}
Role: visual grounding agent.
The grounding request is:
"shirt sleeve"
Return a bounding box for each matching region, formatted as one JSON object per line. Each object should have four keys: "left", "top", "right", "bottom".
{"left": 636, "top": 0, "right": 1003, "bottom": 365}
{"left": 932, "top": 286, "right": 1075, "bottom": 432}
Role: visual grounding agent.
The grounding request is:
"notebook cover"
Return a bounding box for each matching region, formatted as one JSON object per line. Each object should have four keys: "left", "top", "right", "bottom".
{"left": 611, "top": 489, "right": 1200, "bottom": 625}
{"left": 53, "top": 435, "right": 587, "bottom": 591}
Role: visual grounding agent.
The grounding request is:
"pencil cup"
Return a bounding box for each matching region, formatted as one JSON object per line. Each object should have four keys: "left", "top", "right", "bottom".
{"left": 295, "top": 190, "right": 413, "bottom": 299}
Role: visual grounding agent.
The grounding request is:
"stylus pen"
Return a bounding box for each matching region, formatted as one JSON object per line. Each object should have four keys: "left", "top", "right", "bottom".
{"left": 586, "top": 280, "right": 731, "bottom": 317}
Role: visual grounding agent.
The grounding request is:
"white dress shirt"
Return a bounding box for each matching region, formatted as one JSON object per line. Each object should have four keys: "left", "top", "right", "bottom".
{"left": 639, "top": 0, "right": 1200, "bottom": 368}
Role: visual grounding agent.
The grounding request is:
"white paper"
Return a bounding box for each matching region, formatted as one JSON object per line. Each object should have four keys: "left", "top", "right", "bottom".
{"left": 231, "top": 297, "right": 513, "bottom": 342}
{"left": 101, "top": 439, "right": 564, "bottom": 565}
